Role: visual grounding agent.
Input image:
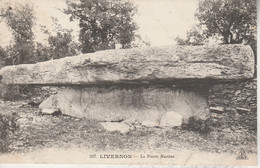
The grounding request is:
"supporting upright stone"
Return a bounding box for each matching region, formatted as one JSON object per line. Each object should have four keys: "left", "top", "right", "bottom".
{"left": 38, "top": 86, "right": 209, "bottom": 124}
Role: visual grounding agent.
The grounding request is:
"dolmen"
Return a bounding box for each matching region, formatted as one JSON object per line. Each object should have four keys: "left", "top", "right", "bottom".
{"left": 0, "top": 45, "right": 255, "bottom": 128}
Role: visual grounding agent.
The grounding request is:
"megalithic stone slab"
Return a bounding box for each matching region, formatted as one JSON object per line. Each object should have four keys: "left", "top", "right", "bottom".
{"left": 0, "top": 44, "right": 255, "bottom": 85}
{"left": 38, "top": 86, "right": 210, "bottom": 123}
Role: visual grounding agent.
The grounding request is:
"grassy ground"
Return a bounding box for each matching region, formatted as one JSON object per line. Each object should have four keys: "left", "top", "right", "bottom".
{"left": 0, "top": 100, "right": 257, "bottom": 155}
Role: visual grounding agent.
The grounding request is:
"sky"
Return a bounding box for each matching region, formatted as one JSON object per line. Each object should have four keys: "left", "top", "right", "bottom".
{"left": 0, "top": 0, "right": 199, "bottom": 47}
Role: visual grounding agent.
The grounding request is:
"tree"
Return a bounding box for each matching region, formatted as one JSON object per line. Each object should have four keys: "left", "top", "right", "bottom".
{"left": 38, "top": 17, "right": 79, "bottom": 60}
{"left": 195, "top": 0, "right": 256, "bottom": 45}
{"left": 130, "top": 35, "right": 151, "bottom": 48}
{"left": 34, "top": 42, "right": 51, "bottom": 62}
{"left": 47, "top": 31, "right": 79, "bottom": 59}
{"left": 47, "top": 17, "right": 79, "bottom": 60}
{"left": 175, "top": 26, "right": 207, "bottom": 45}
{"left": 0, "top": 46, "right": 5, "bottom": 68}
{"left": 0, "top": 3, "right": 36, "bottom": 65}
{"left": 176, "top": 0, "right": 256, "bottom": 48}
{"left": 64, "top": 0, "right": 138, "bottom": 53}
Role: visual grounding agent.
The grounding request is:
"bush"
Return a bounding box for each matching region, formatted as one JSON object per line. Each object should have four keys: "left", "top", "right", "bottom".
{"left": 0, "top": 84, "right": 31, "bottom": 101}
{"left": 181, "top": 117, "right": 214, "bottom": 134}
{"left": 0, "top": 113, "right": 18, "bottom": 153}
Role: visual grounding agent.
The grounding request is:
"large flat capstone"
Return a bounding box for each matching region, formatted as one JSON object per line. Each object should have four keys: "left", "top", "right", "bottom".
{"left": 0, "top": 44, "right": 254, "bottom": 85}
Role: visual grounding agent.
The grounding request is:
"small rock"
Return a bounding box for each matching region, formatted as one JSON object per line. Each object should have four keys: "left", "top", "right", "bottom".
{"left": 234, "top": 90, "right": 241, "bottom": 96}
{"left": 19, "top": 102, "right": 29, "bottom": 108}
{"left": 236, "top": 107, "right": 250, "bottom": 114}
{"left": 159, "top": 111, "right": 183, "bottom": 127}
{"left": 230, "top": 126, "right": 236, "bottom": 131}
{"left": 101, "top": 122, "right": 130, "bottom": 134}
{"left": 210, "top": 106, "right": 225, "bottom": 114}
{"left": 141, "top": 120, "right": 159, "bottom": 127}
{"left": 123, "top": 118, "right": 137, "bottom": 125}
{"left": 41, "top": 108, "right": 61, "bottom": 115}
{"left": 235, "top": 130, "right": 244, "bottom": 133}
{"left": 211, "top": 113, "right": 221, "bottom": 118}
{"left": 17, "top": 118, "right": 29, "bottom": 124}
{"left": 27, "top": 101, "right": 41, "bottom": 107}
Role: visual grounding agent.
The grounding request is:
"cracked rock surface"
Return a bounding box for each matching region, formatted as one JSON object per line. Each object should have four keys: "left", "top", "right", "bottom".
{"left": 0, "top": 45, "right": 254, "bottom": 85}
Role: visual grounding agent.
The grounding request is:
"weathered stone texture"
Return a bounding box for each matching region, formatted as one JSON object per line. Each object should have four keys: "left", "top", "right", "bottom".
{"left": 0, "top": 44, "right": 255, "bottom": 85}
{"left": 159, "top": 111, "right": 183, "bottom": 127}
{"left": 209, "top": 79, "right": 257, "bottom": 111}
{"left": 39, "top": 86, "right": 210, "bottom": 124}
{"left": 208, "top": 79, "right": 257, "bottom": 132}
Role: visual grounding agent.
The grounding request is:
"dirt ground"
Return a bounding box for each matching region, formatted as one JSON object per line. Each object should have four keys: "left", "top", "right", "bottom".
{"left": 0, "top": 99, "right": 257, "bottom": 165}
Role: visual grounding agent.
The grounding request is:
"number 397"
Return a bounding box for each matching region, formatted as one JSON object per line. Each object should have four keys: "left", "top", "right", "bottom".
{"left": 89, "top": 154, "right": 97, "bottom": 158}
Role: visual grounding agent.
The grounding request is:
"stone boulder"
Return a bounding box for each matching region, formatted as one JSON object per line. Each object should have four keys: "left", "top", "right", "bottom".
{"left": 100, "top": 122, "right": 130, "bottom": 134}
{"left": 209, "top": 106, "right": 225, "bottom": 114}
{"left": 39, "top": 86, "right": 209, "bottom": 123}
{"left": 41, "top": 108, "right": 61, "bottom": 115}
{"left": 141, "top": 120, "right": 159, "bottom": 127}
{"left": 159, "top": 112, "right": 183, "bottom": 127}
{"left": 0, "top": 45, "right": 255, "bottom": 85}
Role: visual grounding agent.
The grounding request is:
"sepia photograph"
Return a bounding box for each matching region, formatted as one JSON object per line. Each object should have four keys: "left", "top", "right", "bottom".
{"left": 0, "top": 0, "right": 257, "bottom": 166}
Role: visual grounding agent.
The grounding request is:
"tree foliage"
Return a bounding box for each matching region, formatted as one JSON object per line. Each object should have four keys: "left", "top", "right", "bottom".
{"left": 40, "top": 17, "right": 79, "bottom": 60}
{"left": 196, "top": 0, "right": 256, "bottom": 44}
{"left": 0, "top": 3, "right": 36, "bottom": 65}
{"left": 0, "top": 3, "right": 80, "bottom": 66}
{"left": 64, "top": 0, "right": 138, "bottom": 53}
{"left": 175, "top": 26, "right": 207, "bottom": 45}
{"left": 47, "top": 32, "right": 79, "bottom": 59}
{"left": 176, "top": 0, "right": 256, "bottom": 48}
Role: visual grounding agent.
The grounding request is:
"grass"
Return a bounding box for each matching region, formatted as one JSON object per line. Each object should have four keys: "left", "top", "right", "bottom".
{"left": 0, "top": 100, "right": 257, "bottom": 155}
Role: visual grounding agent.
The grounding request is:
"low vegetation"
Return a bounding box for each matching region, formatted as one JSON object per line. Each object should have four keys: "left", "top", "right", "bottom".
{"left": 0, "top": 100, "right": 257, "bottom": 154}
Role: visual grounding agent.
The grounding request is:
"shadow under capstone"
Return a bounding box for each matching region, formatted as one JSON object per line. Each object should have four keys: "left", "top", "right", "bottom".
{"left": 39, "top": 83, "right": 210, "bottom": 127}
